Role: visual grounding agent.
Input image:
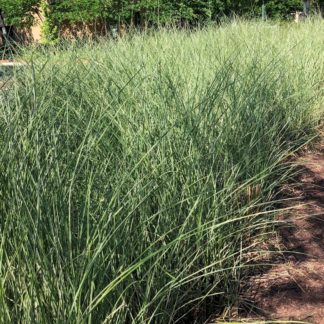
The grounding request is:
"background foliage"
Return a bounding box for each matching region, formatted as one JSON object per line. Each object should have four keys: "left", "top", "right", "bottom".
{"left": 0, "top": 0, "right": 39, "bottom": 26}
{"left": 0, "top": 0, "right": 321, "bottom": 29}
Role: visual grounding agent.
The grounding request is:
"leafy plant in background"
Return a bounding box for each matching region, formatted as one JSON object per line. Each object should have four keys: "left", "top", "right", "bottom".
{"left": 0, "top": 0, "right": 40, "bottom": 26}
{"left": 49, "top": 0, "right": 112, "bottom": 23}
{"left": 262, "top": 0, "right": 304, "bottom": 19}
{"left": 39, "top": 0, "right": 59, "bottom": 44}
{"left": 0, "top": 0, "right": 322, "bottom": 32}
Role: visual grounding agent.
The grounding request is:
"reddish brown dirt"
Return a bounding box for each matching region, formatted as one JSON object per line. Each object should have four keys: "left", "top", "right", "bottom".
{"left": 239, "top": 139, "right": 324, "bottom": 323}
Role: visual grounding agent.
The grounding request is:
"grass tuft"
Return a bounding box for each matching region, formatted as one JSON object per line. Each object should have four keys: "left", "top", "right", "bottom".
{"left": 0, "top": 20, "right": 323, "bottom": 323}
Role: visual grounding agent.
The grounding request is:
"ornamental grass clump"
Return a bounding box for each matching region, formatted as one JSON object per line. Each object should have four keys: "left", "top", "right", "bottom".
{"left": 0, "top": 20, "right": 323, "bottom": 323}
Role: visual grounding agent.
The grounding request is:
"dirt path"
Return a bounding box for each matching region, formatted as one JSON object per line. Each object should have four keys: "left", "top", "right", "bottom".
{"left": 239, "top": 139, "right": 324, "bottom": 323}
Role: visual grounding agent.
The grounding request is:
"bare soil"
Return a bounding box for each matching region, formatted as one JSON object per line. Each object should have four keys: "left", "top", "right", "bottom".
{"left": 238, "top": 138, "right": 324, "bottom": 323}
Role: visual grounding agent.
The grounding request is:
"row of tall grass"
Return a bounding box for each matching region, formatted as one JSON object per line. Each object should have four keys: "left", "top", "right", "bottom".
{"left": 0, "top": 20, "right": 323, "bottom": 323}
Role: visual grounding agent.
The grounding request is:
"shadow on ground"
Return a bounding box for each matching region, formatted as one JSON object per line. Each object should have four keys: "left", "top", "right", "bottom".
{"left": 238, "top": 142, "right": 324, "bottom": 324}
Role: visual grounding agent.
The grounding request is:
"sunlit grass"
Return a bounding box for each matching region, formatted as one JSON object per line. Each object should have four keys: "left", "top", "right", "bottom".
{"left": 0, "top": 20, "right": 323, "bottom": 323}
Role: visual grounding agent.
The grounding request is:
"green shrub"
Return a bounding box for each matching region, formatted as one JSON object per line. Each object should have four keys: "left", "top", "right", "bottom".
{"left": 0, "top": 0, "right": 39, "bottom": 27}
{"left": 0, "top": 0, "right": 321, "bottom": 31}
